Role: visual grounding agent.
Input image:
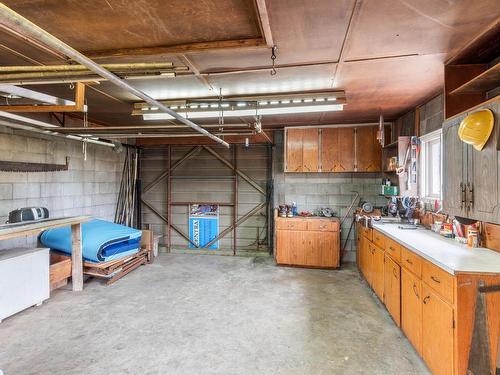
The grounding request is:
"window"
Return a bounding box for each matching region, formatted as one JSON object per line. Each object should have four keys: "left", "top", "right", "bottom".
{"left": 419, "top": 129, "right": 442, "bottom": 200}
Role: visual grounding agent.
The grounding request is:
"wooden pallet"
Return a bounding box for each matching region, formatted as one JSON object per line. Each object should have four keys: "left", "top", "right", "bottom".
{"left": 83, "top": 249, "right": 148, "bottom": 285}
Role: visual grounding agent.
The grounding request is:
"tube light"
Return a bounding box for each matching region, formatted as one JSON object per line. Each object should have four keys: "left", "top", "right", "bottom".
{"left": 142, "top": 104, "right": 343, "bottom": 120}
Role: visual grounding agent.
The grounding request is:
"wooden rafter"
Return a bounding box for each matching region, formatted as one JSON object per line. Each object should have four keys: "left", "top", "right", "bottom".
{"left": 254, "top": 0, "right": 274, "bottom": 47}
{"left": 84, "top": 38, "right": 266, "bottom": 59}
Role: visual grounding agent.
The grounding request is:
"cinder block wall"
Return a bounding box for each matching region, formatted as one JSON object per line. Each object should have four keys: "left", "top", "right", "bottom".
{"left": 273, "top": 130, "right": 387, "bottom": 262}
{"left": 0, "top": 125, "right": 124, "bottom": 249}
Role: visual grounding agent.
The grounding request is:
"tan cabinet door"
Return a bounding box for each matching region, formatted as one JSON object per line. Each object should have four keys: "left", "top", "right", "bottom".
{"left": 320, "top": 231, "right": 339, "bottom": 268}
{"left": 384, "top": 254, "right": 401, "bottom": 326}
{"left": 401, "top": 268, "right": 423, "bottom": 355}
{"left": 321, "top": 128, "right": 355, "bottom": 172}
{"left": 422, "top": 284, "right": 454, "bottom": 375}
{"left": 355, "top": 126, "right": 382, "bottom": 172}
{"left": 276, "top": 230, "right": 305, "bottom": 265}
{"left": 302, "top": 128, "right": 319, "bottom": 172}
{"left": 285, "top": 128, "right": 303, "bottom": 172}
{"left": 371, "top": 244, "right": 385, "bottom": 300}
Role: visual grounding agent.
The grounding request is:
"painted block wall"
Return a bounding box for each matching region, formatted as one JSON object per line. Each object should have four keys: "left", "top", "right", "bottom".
{"left": 0, "top": 125, "right": 124, "bottom": 250}
{"left": 272, "top": 130, "right": 387, "bottom": 262}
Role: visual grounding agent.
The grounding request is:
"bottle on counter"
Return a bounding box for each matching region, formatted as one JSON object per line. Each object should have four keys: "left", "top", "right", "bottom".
{"left": 467, "top": 226, "right": 479, "bottom": 248}
{"left": 291, "top": 202, "right": 298, "bottom": 216}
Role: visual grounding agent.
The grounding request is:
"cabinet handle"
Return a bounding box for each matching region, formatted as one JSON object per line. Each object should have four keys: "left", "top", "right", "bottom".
{"left": 406, "top": 258, "right": 413, "bottom": 265}
{"left": 460, "top": 182, "right": 466, "bottom": 210}
{"left": 467, "top": 182, "right": 474, "bottom": 209}
{"left": 430, "top": 276, "right": 441, "bottom": 284}
{"left": 413, "top": 284, "right": 419, "bottom": 299}
{"left": 389, "top": 246, "right": 396, "bottom": 252}
{"left": 423, "top": 295, "right": 430, "bottom": 304}
{"left": 392, "top": 268, "right": 398, "bottom": 278}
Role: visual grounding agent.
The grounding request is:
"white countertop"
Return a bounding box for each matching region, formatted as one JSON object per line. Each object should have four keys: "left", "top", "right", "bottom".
{"left": 372, "top": 222, "right": 500, "bottom": 275}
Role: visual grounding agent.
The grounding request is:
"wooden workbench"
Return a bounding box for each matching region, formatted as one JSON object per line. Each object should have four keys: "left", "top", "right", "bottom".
{"left": 0, "top": 216, "right": 90, "bottom": 291}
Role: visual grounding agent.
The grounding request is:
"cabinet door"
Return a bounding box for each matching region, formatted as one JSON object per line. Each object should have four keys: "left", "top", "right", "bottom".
{"left": 371, "top": 244, "right": 385, "bottom": 300}
{"left": 401, "top": 268, "right": 422, "bottom": 354}
{"left": 468, "top": 124, "right": 500, "bottom": 223}
{"left": 320, "top": 231, "right": 339, "bottom": 268}
{"left": 362, "top": 240, "right": 372, "bottom": 283}
{"left": 356, "top": 126, "right": 382, "bottom": 172}
{"left": 285, "top": 128, "right": 303, "bottom": 172}
{"left": 321, "top": 128, "right": 355, "bottom": 172}
{"left": 442, "top": 121, "right": 466, "bottom": 217}
{"left": 276, "top": 230, "right": 304, "bottom": 265}
{"left": 384, "top": 254, "right": 401, "bottom": 326}
{"left": 302, "top": 128, "right": 319, "bottom": 172}
{"left": 422, "top": 284, "right": 454, "bottom": 375}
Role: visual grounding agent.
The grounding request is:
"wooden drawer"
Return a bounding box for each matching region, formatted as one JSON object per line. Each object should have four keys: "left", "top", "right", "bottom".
{"left": 276, "top": 219, "right": 307, "bottom": 231}
{"left": 372, "top": 230, "right": 386, "bottom": 249}
{"left": 385, "top": 237, "right": 401, "bottom": 262}
{"left": 307, "top": 220, "right": 338, "bottom": 232}
{"left": 361, "top": 226, "right": 372, "bottom": 241}
{"left": 422, "top": 261, "right": 454, "bottom": 304}
{"left": 401, "top": 246, "right": 422, "bottom": 277}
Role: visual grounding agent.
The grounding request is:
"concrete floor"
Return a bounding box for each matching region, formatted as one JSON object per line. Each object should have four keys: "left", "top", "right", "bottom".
{"left": 0, "top": 254, "right": 430, "bottom": 375}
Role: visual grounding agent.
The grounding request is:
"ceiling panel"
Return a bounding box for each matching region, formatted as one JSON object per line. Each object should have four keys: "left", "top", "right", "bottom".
{"left": 1, "top": 0, "right": 261, "bottom": 51}
{"left": 267, "top": 0, "right": 355, "bottom": 64}
{"left": 345, "top": 0, "right": 500, "bottom": 60}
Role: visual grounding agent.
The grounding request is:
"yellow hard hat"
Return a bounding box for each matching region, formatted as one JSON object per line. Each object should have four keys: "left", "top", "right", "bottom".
{"left": 458, "top": 109, "right": 495, "bottom": 151}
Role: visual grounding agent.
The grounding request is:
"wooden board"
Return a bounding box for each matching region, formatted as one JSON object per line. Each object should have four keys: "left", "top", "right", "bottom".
{"left": 483, "top": 222, "right": 500, "bottom": 253}
{"left": 0, "top": 216, "right": 90, "bottom": 241}
{"left": 285, "top": 128, "right": 303, "bottom": 172}
{"left": 321, "top": 127, "right": 355, "bottom": 172}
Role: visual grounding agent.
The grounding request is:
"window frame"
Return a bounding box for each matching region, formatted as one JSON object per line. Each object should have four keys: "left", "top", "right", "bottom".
{"left": 419, "top": 128, "right": 443, "bottom": 201}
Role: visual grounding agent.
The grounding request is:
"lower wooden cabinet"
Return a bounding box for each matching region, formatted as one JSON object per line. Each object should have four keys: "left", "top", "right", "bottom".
{"left": 401, "top": 267, "right": 423, "bottom": 355}
{"left": 422, "top": 284, "right": 455, "bottom": 375}
{"left": 384, "top": 254, "right": 401, "bottom": 327}
{"left": 357, "top": 227, "right": 500, "bottom": 375}
{"left": 275, "top": 217, "right": 339, "bottom": 268}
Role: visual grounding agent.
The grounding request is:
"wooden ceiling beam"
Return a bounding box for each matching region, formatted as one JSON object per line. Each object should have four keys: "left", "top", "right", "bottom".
{"left": 254, "top": 0, "right": 274, "bottom": 47}
{"left": 84, "top": 38, "right": 267, "bottom": 59}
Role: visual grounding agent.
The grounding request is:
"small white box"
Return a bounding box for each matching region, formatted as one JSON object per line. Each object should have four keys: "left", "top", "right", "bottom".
{"left": 0, "top": 247, "right": 50, "bottom": 322}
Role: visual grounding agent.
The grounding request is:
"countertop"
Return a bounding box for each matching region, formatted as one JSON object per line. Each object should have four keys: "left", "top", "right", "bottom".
{"left": 372, "top": 222, "right": 500, "bottom": 275}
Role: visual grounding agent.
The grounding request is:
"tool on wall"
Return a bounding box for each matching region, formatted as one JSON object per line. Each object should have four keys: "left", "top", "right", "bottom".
{"left": 270, "top": 45, "right": 278, "bottom": 76}
{"left": 0, "top": 157, "right": 69, "bottom": 172}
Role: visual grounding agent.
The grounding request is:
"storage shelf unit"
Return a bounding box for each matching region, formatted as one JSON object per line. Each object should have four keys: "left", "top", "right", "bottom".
{"left": 445, "top": 21, "right": 500, "bottom": 119}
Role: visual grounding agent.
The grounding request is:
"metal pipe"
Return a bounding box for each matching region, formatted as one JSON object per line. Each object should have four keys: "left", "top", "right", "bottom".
{"left": 0, "top": 70, "right": 177, "bottom": 80}
{"left": 0, "top": 3, "right": 229, "bottom": 148}
{"left": 0, "top": 62, "right": 175, "bottom": 73}
{"left": 0, "top": 119, "right": 115, "bottom": 147}
{"left": 52, "top": 123, "right": 252, "bottom": 133}
{"left": 69, "top": 132, "right": 255, "bottom": 139}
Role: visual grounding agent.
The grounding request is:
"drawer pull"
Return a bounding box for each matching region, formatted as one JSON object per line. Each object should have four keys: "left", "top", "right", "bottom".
{"left": 413, "top": 284, "right": 419, "bottom": 299}
{"left": 430, "top": 276, "right": 441, "bottom": 284}
{"left": 423, "top": 295, "right": 430, "bottom": 304}
{"left": 405, "top": 258, "right": 413, "bottom": 265}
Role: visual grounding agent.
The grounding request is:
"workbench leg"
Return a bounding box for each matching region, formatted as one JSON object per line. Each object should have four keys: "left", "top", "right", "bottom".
{"left": 71, "top": 223, "right": 83, "bottom": 291}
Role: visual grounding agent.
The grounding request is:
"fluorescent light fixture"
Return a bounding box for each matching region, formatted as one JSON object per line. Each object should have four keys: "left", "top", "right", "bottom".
{"left": 293, "top": 99, "right": 302, "bottom": 103}
{"left": 259, "top": 101, "right": 268, "bottom": 106}
{"left": 142, "top": 104, "right": 343, "bottom": 120}
{"left": 236, "top": 102, "right": 246, "bottom": 107}
{"left": 304, "top": 98, "right": 313, "bottom": 103}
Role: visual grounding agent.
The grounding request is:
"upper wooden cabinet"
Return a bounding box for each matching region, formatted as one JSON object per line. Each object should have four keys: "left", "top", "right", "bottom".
{"left": 321, "top": 128, "right": 355, "bottom": 172}
{"left": 285, "top": 128, "right": 319, "bottom": 172}
{"left": 442, "top": 100, "right": 500, "bottom": 223}
{"left": 284, "top": 126, "right": 382, "bottom": 173}
{"left": 355, "top": 126, "right": 382, "bottom": 172}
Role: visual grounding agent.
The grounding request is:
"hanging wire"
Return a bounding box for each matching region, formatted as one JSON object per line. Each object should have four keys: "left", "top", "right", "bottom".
{"left": 218, "top": 88, "right": 224, "bottom": 132}
{"left": 270, "top": 45, "right": 278, "bottom": 76}
{"left": 82, "top": 98, "right": 88, "bottom": 161}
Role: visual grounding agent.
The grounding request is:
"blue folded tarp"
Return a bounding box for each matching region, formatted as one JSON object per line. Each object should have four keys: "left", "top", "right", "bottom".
{"left": 40, "top": 219, "right": 142, "bottom": 263}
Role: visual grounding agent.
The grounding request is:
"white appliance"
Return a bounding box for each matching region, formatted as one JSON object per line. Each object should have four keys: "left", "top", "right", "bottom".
{"left": 0, "top": 248, "right": 50, "bottom": 322}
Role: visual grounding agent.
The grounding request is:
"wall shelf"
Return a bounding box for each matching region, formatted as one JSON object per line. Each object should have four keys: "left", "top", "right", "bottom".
{"left": 449, "top": 62, "right": 500, "bottom": 95}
